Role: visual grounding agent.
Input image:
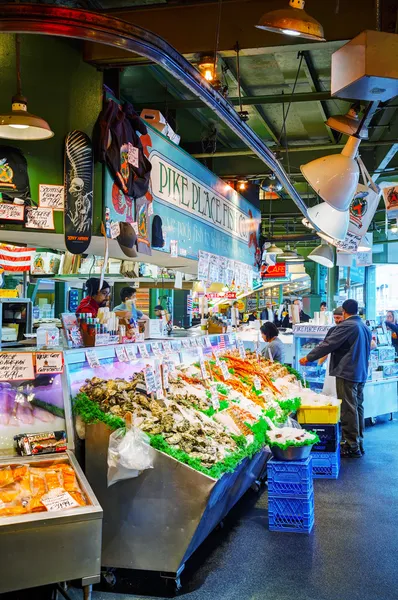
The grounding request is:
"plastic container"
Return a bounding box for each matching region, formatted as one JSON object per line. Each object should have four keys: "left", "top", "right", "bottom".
{"left": 297, "top": 400, "right": 342, "bottom": 424}
{"left": 267, "top": 457, "right": 313, "bottom": 497}
{"left": 268, "top": 492, "right": 314, "bottom": 533}
{"left": 36, "top": 323, "right": 60, "bottom": 349}
{"left": 301, "top": 424, "right": 340, "bottom": 452}
{"left": 311, "top": 449, "right": 340, "bottom": 479}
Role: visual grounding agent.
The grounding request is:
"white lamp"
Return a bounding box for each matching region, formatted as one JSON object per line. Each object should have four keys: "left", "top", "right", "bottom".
{"left": 300, "top": 136, "right": 361, "bottom": 211}
{"left": 305, "top": 202, "right": 349, "bottom": 241}
{"left": 267, "top": 243, "right": 283, "bottom": 255}
{"left": 357, "top": 232, "right": 372, "bottom": 252}
{"left": 309, "top": 241, "right": 334, "bottom": 268}
{"left": 256, "top": 0, "right": 325, "bottom": 41}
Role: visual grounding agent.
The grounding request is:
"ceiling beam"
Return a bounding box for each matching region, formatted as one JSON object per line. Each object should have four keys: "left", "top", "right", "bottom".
{"left": 193, "top": 139, "right": 398, "bottom": 158}
{"left": 299, "top": 50, "right": 337, "bottom": 144}
{"left": 134, "top": 90, "right": 335, "bottom": 111}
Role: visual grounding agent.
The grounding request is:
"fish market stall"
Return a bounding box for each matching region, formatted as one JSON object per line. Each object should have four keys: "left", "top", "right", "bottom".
{"left": 0, "top": 349, "right": 102, "bottom": 597}
{"left": 67, "top": 334, "right": 306, "bottom": 588}
{"left": 237, "top": 328, "right": 294, "bottom": 364}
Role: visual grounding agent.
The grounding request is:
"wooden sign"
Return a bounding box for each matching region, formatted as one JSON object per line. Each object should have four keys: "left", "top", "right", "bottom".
{"left": 0, "top": 353, "right": 34, "bottom": 381}
{"left": 25, "top": 207, "right": 54, "bottom": 230}
{"left": 39, "top": 184, "right": 65, "bottom": 210}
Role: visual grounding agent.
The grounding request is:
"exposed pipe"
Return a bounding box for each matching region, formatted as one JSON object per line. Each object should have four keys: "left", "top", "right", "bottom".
{"left": 0, "top": 3, "right": 309, "bottom": 217}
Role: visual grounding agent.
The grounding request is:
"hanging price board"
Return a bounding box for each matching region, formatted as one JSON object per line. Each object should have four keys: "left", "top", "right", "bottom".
{"left": 115, "top": 346, "right": 128, "bottom": 362}
{"left": 86, "top": 349, "right": 100, "bottom": 369}
{"left": 220, "top": 360, "right": 230, "bottom": 381}
{"left": 138, "top": 343, "right": 150, "bottom": 359}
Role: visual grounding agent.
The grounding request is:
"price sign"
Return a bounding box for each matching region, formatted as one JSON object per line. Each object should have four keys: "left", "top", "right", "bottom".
{"left": 220, "top": 360, "right": 231, "bottom": 381}
{"left": 205, "top": 336, "right": 212, "bottom": 348}
{"left": 115, "top": 346, "right": 128, "bottom": 362}
{"left": 128, "top": 142, "right": 139, "bottom": 168}
{"left": 151, "top": 342, "right": 163, "bottom": 358}
{"left": 181, "top": 338, "right": 190, "bottom": 349}
{"left": 237, "top": 340, "right": 246, "bottom": 360}
{"left": 42, "top": 488, "right": 78, "bottom": 512}
{"left": 210, "top": 384, "right": 220, "bottom": 410}
{"left": 213, "top": 348, "right": 221, "bottom": 366}
{"left": 39, "top": 184, "right": 65, "bottom": 210}
{"left": 154, "top": 361, "right": 164, "bottom": 399}
{"left": 200, "top": 357, "right": 209, "bottom": 380}
{"left": 86, "top": 349, "right": 100, "bottom": 369}
{"left": 135, "top": 333, "right": 145, "bottom": 342}
{"left": 229, "top": 332, "right": 237, "bottom": 346}
{"left": 125, "top": 345, "right": 137, "bottom": 361}
{"left": 144, "top": 366, "right": 156, "bottom": 393}
{"left": 110, "top": 221, "right": 121, "bottom": 239}
{"left": 162, "top": 341, "right": 172, "bottom": 353}
{"left": 0, "top": 353, "right": 34, "bottom": 381}
{"left": 165, "top": 359, "right": 176, "bottom": 376}
{"left": 162, "top": 362, "right": 170, "bottom": 389}
{"left": 138, "top": 343, "right": 150, "bottom": 359}
{"left": 253, "top": 376, "right": 261, "bottom": 391}
{"left": 35, "top": 352, "right": 64, "bottom": 374}
{"left": 189, "top": 338, "right": 197, "bottom": 347}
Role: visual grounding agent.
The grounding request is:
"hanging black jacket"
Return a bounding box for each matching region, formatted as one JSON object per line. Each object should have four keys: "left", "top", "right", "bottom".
{"left": 93, "top": 99, "right": 152, "bottom": 199}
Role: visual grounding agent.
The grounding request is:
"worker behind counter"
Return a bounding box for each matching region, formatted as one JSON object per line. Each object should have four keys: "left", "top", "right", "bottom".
{"left": 75, "top": 277, "right": 110, "bottom": 318}
{"left": 281, "top": 298, "right": 311, "bottom": 328}
{"left": 114, "top": 286, "right": 148, "bottom": 321}
{"left": 260, "top": 322, "right": 285, "bottom": 363}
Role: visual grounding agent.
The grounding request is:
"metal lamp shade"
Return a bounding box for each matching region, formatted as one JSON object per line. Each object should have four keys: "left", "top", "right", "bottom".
{"left": 326, "top": 108, "right": 369, "bottom": 139}
{"left": 267, "top": 243, "right": 283, "bottom": 255}
{"left": 307, "top": 202, "right": 349, "bottom": 241}
{"left": 300, "top": 137, "right": 361, "bottom": 211}
{"left": 0, "top": 104, "right": 54, "bottom": 140}
{"left": 256, "top": 0, "right": 325, "bottom": 41}
{"left": 309, "top": 243, "right": 334, "bottom": 268}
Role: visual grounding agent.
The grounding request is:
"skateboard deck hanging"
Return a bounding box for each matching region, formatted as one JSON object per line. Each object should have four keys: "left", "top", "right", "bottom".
{"left": 64, "top": 131, "right": 93, "bottom": 254}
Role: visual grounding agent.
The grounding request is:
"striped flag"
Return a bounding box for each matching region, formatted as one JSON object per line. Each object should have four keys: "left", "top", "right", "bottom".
{"left": 187, "top": 295, "right": 193, "bottom": 313}
{"left": 0, "top": 244, "right": 35, "bottom": 272}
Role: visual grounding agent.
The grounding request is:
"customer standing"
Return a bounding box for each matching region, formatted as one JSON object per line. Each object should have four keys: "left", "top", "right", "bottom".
{"left": 385, "top": 310, "right": 398, "bottom": 354}
{"left": 300, "top": 299, "right": 371, "bottom": 458}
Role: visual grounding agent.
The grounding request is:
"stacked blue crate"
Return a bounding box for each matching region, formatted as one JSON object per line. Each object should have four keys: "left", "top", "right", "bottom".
{"left": 267, "top": 456, "right": 314, "bottom": 534}
{"left": 301, "top": 424, "right": 341, "bottom": 479}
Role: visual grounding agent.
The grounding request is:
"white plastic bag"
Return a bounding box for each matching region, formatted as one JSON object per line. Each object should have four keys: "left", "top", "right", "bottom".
{"left": 107, "top": 425, "right": 154, "bottom": 487}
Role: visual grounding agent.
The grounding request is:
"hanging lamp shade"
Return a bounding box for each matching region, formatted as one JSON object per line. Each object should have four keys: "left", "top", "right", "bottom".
{"left": 0, "top": 96, "right": 54, "bottom": 140}
{"left": 306, "top": 202, "right": 350, "bottom": 241}
{"left": 0, "top": 35, "right": 53, "bottom": 141}
{"left": 256, "top": 0, "right": 325, "bottom": 42}
{"left": 326, "top": 107, "right": 368, "bottom": 139}
{"left": 309, "top": 242, "right": 334, "bottom": 268}
{"left": 261, "top": 174, "right": 283, "bottom": 193}
{"left": 267, "top": 243, "right": 283, "bottom": 255}
{"left": 300, "top": 136, "right": 361, "bottom": 212}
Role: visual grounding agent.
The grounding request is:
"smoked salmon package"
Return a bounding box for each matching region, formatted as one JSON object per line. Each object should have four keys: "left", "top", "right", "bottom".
{"left": 0, "top": 460, "right": 88, "bottom": 518}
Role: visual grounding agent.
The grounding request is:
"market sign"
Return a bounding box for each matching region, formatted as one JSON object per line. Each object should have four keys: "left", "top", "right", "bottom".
{"left": 261, "top": 263, "right": 287, "bottom": 279}
{"left": 104, "top": 120, "right": 260, "bottom": 266}
{"left": 206, "top": 292, "right": 237, "bottom": 299}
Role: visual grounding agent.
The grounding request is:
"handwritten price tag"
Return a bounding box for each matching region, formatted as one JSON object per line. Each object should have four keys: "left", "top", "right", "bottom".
{"left": 0, "top": 353, "right": 34, "bottom": 381}
{"left": 220, "top": 361, "right": 231, "bottom": 381}
{"left": 162, "top": 362, "right": 170, "bottom": 389}
{"left": 213, "top": 348, "right": 221, "bottom": 366}
{"left": 237, "top": 340, "right": 246, "bottom": 360}
{"left": 86, "top": 349, "right": 100, "bottom": 369}
{"left": 210, "top": 384, "right": 220, "bottom": 410}
{"left": 138, "top": 343, "right": 150, "bottom": 359}
{"left": 200, "top": 358, "right": 209, "bottom": 380}
{"left": 39, "top": 184, "right": 64, "bottom": 210}
{"left": 144, "top": 366, "right": 156, "bottom": 393}
{"left": 162, "top": 341, "right": 172, "bottom": 353}
{"left": 190, "top": 338, "right": 198, "bottom": 347}
{"left": 205, "top": 336, "right": 212, "bottom": 348}
{"left": 25, "top": 207, "right": 54, "bottom": 230}
{"left": 115, "top": 346, "right": 128, "bottom": 362}
{"left": 110, "top": 221, "right": 120, "bottom": 239}
{"left": 125, "top": 345, "right": 137, "bottom": 361}
{"left": 0, "top": 203, "right": 24, "bottom": 221}
{"left": 181, "top": 339, "right": 190, "bottom": 349}
{"left": 253, "top": 376, "right": 261, "bottom": 391}
{"left": 128, "top": 142, "right": 139, "bottom": 168}
{"left": 151, "top": 342, "right": 163, "bottom": 358}
{"left": 42, "top": 488, "right": 79, "bottom": 512}
{"left": 35, "top": 352, "right": 63, "bottom": 374}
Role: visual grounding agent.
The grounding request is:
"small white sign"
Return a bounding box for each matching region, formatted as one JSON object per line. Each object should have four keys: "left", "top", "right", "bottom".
{"left": 151, "top": 342, "right": 163, "bottom": 358}
{"left": 131, "top": 221, "right": 139, "bottom": 235}
{"left": 253, "top": 376, "right": 261, "bottom": 391}
{"left": 42, "top": 487, "right": 79, "bottom": 512}
{"left": 0, "top": 203, "right": 24, "bottom": 221}
{"left": 39, "top": 184, "right": 65, "bottom": 210}
{"left": 116, "top": 346, "right": 128, "bottom": 362}
{"left": 162, "top": 341, "right": 172, "bottom": 353}
{"left": 220, "top": 361, "right": 230, "bottom": 381}
{"left": 148, "top": 202, "right": 154, "bottom": 217}
{"left": 162, "top": 362, "right": 170, "bottom": 389}
{"left": 86, "top": 349, "right": 100, "bottom": 369}
{"left": 124, "top": 345, "right": 137, "bottom": 361}
{"left": 25, "top": 207, "right": 54, "bottom": 230}
{"left": 205, "top": 336, "right": 212, "bottom": 348}
{"left": 35, "top": 352, "right": 63, "bottom": 374}
{"left": 110, "top": 221, "right": 120, "bottom": 239}
{"left": 170, "top": 240, "right": 178, "bottom": 258}
{"left": 0, "top": 352, "right": 34, "bottom": 381}
{"left": 210, "top": 384, "right": 220, "bottom": 410}
{"left": 144, "top": 365, "right": 156, "bottom": 393}
{"left": 138, "top": 343, "right": 150, "bottom": 358}
{"left": 128, "top": 143, "right": 139, "bottom": 168}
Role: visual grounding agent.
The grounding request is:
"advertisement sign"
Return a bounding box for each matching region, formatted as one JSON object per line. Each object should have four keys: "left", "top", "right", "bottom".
{"left": 104, "top": 123, "right": 260, "bottom": 266}
{"left": 261, "top": 263, "right": 286, "bottom": 279}
{"left": 382, "top": 184, "right": 398, "bottom": 219}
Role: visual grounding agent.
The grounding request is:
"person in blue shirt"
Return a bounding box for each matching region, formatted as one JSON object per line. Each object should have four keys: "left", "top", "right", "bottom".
{"left": 114, "top": 287, "right": 144, "bottom": 321}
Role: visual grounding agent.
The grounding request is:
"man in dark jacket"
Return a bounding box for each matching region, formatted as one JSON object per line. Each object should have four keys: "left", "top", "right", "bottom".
{"left": 300, "top": 299, "right": 371, "bottom": 458}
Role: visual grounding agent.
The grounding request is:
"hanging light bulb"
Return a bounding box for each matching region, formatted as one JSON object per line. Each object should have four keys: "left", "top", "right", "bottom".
{"left": 300, "top": 136, "right": 361, "bottom": 212}
{"left": 198, "top": 55, "right": 216, "bottom": 82}
{"left": 238, "top": 180, "right": 247, "bottom": 191}
{"left": 305, "top": 202, "right": 350, "bottom": 242}
{"left": 260, "top": 174, "right": 283, "bottom": 193}
{"left": 326, "top": 106, "right": 368, "bottom": 139}
{"left": 267, "top": 243, "right": 283, "bottom": 255}
{"left": 256, "top": 0, "right": 325, "bottom": 42}
{"left": 0, "top": 36, "right": 53, "bottom": 141}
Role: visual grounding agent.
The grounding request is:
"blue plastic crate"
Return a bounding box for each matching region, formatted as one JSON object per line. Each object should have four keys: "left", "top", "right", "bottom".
{"left": 267, "top": 456, "right": 313, "bottom": 497}
{"left": 301, "top": 424, "right": 341, "bottom": 452}
{"left": 312, "top": 449, "right": 340, "bottom": 479}
{"left": 268, "top": 493, "right": 315, "bottom": 534}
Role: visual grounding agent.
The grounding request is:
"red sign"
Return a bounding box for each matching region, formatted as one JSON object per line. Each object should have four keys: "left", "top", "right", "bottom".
{"left": 206, "top": 292, "right": 237, "bottom": 299}
{"left": 261, "top": 263, "right": 286, "bottom": 279}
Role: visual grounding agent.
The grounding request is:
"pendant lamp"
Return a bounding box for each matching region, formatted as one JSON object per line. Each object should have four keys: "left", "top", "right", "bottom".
{"left": 357, "top": 232, "right": 372, "bottom": 252}
{"left": 267, "top": 243, "right": 283, "bottom": 255}
{"left": 256, "top": 0, "right": 325, "bottom": 42}
{"left": 300, "top": 136, "right": 361, "bottom": 212}
{"left": 326, "top": 106, "right": 369, "bottom": 139}
{"left": 0, "top": 36, "right": 54, "bottom": 141}
{"left": 304, "top": 202, "right": 349, "bottom": 242}
{"left": 309, "top": 241, "right": 334, "bottom": 268}
{"left": 261, "top": 174, "right": 283, "bottom": 193}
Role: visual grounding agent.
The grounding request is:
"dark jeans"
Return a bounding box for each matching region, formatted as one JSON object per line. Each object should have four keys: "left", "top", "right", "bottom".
{"left": 336, "top": 378, "right": 365, "bottom": 452}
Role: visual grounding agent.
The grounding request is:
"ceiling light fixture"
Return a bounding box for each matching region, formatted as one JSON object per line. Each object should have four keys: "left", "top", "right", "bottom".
{"left": 391, "top": 219, "right": 398, "bottom": 234}
{"left": 357, "top": 232, "right": 372, "bottom": 252}
{"left": 0, "top": 35, "right": 53, "bottom": 141}
{"left": 326, "top": 106, "right": 368, "bottom": 139}
{"left": 267, "top": 243, "right": 283, "bottom": 255}
{"left": 256, "top": 0, "right": 325, "bottom": 42}
{"left": 300, "top": 136, "right": 361, "bottom": 212}
{"left": 198, "top": 55, "right": 216, "bottom": 82}
{"left": 238, "top": 180, "right": 247, "bottom": 191}
{"left": 304, "top": 202, "right": 349, "bottom": 241}
{"left": 309, "top": 241, "right": 334, "bottom": 268}
{"left": 260, "top": 174, "right": 283, "bottom": 193}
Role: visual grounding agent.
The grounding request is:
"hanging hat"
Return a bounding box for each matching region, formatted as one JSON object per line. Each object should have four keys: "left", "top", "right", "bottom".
{"left": 152, "top": 214, "right": 164, "bottom": 248}
{"left": 117, "top": 222, "right": 138, "bottom": 258}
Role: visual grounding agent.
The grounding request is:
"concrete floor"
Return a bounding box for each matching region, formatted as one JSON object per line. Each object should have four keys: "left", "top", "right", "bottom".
{"left": 4, "top": 418, "right": 398, "bottom": 600}
{"left": 78, "top": 417, "right": 398, "bottom": 600}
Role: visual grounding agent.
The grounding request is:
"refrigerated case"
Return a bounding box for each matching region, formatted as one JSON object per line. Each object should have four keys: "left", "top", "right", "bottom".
{"left": 293, "top": 324, "right": 331, "bottom": 390}
{"left": 0, "top": 349, "right": 102, "bottom": 596}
